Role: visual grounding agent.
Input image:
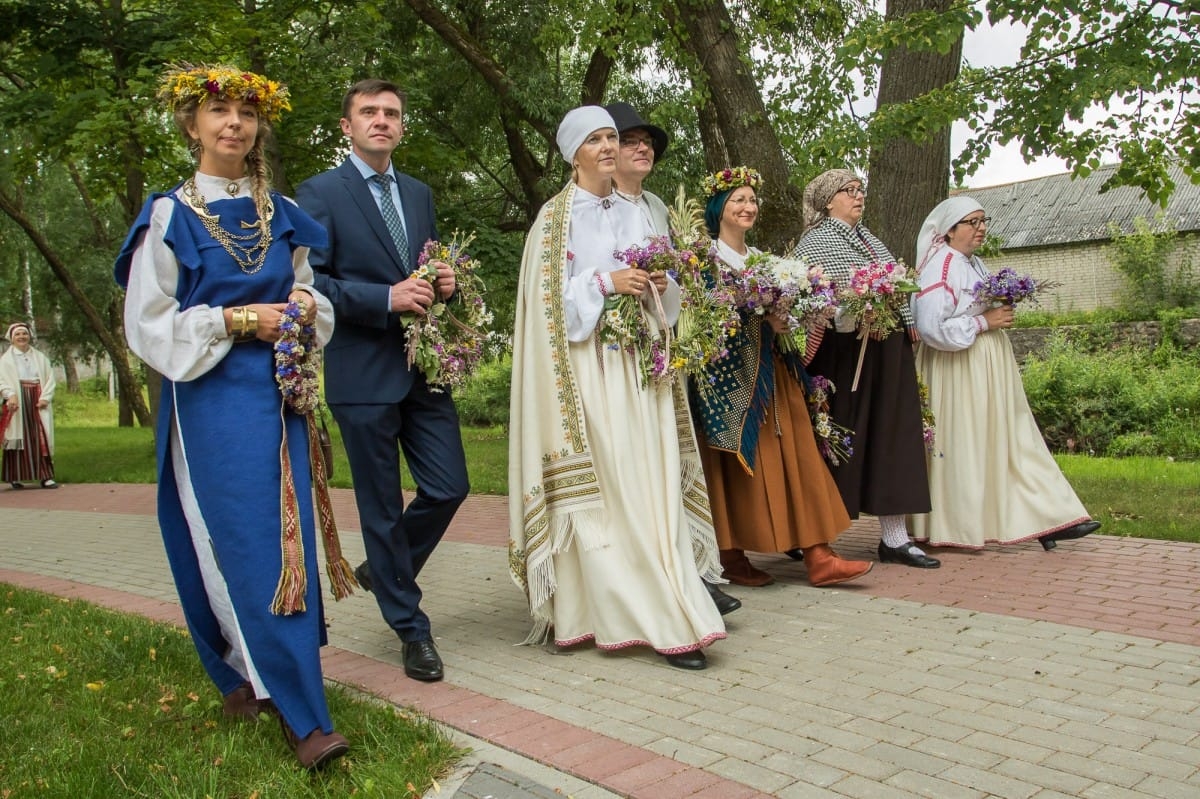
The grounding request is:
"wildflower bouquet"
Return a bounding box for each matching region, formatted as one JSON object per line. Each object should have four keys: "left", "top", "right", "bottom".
{"left": 805, "top": 374, "right": 854, "bottom": 467}
{"left": 403, "top": 232, "right": 493, "bottom": 392}
{"left": 666, "top": 187, "right": 741, "bottom": 396}
{"left": 274, "top": 298, "right": 356, "bottom": 609}
{"left": 838, "top": 260, "right": 919, "bottom": 338}
{"left": 722, "top": 253, "right": 837, "bottom": 353}
{"left": 916, "top": 373, "right": 939, "bottom": 456}
{"left": 275, "top": 298, "right": 320, "bottom": 414}
{"left": 971, "top": 267, "right": 1061, "bottom": 307}
{"left": 603, "top": 235, "right": 740, "bottom": 387}
{"left": 838, "top": 261, "right": 918, "bottom": 390}
{"left": 671, "top": 238, "right": 740, "bottom": 387}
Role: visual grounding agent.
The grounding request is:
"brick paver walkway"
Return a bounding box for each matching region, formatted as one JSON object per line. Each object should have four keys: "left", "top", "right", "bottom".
{"left": 2, "top": 484, "right": 1198, "bottom": 798}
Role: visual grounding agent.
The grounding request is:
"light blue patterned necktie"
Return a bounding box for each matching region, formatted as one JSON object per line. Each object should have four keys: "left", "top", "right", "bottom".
{"left": 368, "top": 173, "right": 410, "bottom": 270}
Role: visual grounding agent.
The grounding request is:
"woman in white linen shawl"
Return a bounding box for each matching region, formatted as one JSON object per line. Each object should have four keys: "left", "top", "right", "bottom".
{"left": 909, "top": 196, "right": 1099, "bottom": 550}
{"left": 507, "top": 105, "right": 725, "bottom": 671}
{"left": 0, "top": 322, "right": 58, "bottom": 488}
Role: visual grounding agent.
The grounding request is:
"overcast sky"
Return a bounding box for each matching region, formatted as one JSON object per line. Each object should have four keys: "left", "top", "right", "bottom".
{"left": 953, "top": 17, "right": 1072, "bottom": 189}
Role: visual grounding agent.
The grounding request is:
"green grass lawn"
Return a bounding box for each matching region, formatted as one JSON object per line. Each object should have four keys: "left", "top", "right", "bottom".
{"left": 1053, "top": 455, "right": 1200, "bottom": 543}
{"left": 1, "top": 584, "right": 462, "bottom": 797}
{"left": 50, "top": 419, "right": 1200, "bottom": 544}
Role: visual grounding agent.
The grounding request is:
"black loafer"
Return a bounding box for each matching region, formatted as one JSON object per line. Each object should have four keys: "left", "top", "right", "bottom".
{"left": 402, "top": 639, "right": 444, "bottom": 682}
{"left": 783, "top": 548, "right": 804, "bottom": 561}
{"left": 704, "top": 581, "right": 742, "bottom": 616}
{"left": 664, "top": 650, "right": 707, "bottom": 670}
{"left": 353, "top": 561, "right": 373, "bottom": 593}
{"left": 1040, "top": 520, "right": 1100, "bottom": 550}
{"left": 877, "top": 541, "right": 941, "bottom": 569}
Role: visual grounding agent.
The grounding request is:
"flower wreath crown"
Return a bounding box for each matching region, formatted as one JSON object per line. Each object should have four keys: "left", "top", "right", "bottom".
{"left": 159, "top": 64, "right": 291, "bottom": 122}
{"left": 702, "top": 166, "right": 763, "bottom": 198}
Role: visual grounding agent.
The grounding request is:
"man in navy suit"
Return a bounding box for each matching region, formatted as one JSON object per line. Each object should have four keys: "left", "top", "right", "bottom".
{"left": 296, "top": 79, "right": 468, "bottom": 682}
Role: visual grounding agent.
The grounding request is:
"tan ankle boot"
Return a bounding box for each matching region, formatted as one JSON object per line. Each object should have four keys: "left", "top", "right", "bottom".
{"left": 803, "top": 544, "right": 872, "bottom": 587}
{"left": 720, "top": 548, "right": 775, "bottom": 586}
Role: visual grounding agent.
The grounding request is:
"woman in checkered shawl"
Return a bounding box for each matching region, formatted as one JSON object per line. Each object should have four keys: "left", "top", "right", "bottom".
{"left": 792, "top": 169, "right": 938, "bottom": 569}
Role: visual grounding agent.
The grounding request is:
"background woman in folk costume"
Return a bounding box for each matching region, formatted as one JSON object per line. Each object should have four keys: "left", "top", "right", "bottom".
{"left": 909, "top": 196, "right": 1100, "bottom": 551}
{"left": 793, "top": 169, "right": 938, "bottom": 570}
{"left": 114, "top": 65, "right": 352, "bottom": 768}
{"left": 0, "top": 322, "right": 58, "bottom": 489}
{"left": 694, "top": 168, "right": 872, "bottom": 589}
{"left": 508, "top": 105, "right": 725, "bottom": 671}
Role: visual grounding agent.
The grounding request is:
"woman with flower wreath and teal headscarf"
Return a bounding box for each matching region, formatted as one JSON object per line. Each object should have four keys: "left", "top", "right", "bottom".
{"left": 114, "top": 64, "right": 353, "bottom": 769}
{"left": 692, "top": 167, "right": 872, "bottom": 589}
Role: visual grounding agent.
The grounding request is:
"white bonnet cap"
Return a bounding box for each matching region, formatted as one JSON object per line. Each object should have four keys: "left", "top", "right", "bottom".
{"left": 916, "top": 195, "right": 984, "bottom": 273}
{"left": 556, "top": 106, "right": 616, "bottom": 164}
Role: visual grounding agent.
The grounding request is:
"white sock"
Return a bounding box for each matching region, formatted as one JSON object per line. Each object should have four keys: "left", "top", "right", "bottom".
{"left": 879, "top": 515, "right": 925, "bottom": 554}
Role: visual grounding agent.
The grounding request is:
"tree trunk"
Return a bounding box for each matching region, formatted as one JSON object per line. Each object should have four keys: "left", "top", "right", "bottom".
{"left": 669, "top": 0, "right": 804, "bottom": 252}
{"left": 63, "top": 354, "right": 79, "bottom": 393}
{"left": 865, "top": 0, "right": 963, "bottom": 266}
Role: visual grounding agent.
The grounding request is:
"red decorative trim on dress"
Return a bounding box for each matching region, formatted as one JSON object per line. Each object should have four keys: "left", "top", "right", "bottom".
{"left": 911, "top": 516, "right": 1092, "bottom": 550}
{"left": 554, "top": 631, "right": 727, "bottom": 654}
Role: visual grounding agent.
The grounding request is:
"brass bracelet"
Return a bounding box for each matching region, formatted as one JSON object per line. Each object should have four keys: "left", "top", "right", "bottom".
{"left": 231, "top": 306, "right": 257, "bottom": 342}
{"left": 244, "top": 308, "right": 258, "bottom": 340}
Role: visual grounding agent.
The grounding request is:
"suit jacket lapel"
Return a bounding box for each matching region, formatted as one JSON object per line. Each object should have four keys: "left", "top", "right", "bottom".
{"left": 338, "top": 160, "right": 408, "bottom": 276}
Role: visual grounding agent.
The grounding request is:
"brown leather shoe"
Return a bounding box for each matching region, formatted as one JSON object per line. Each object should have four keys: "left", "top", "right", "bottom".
{"left": 720, "top": 549, "right": 775, "bottom": 586}
{"left": 222, "top": 682, "right": 266, "bottom": 721}
{"left": 280, "top": 718, "right": 349, "bottom": 769}
{"left": 803, "top": 544, "right": 873, "bottom": 587}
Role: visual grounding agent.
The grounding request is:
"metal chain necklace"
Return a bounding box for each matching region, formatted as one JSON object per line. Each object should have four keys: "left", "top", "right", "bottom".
{"left": 181, "top": 177, "right": 274, "bottom": 275}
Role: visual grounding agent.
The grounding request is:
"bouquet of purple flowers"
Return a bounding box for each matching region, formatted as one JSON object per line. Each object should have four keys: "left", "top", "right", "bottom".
{"left": 971, "top": 267, "right": 1060, "bottom": 307}
{"left": 402, "top": 232, "right": 493, "bottom": 392}
{"left": 722, "top": 253, "right": 837, "bottom": 353}
{"left": 603, "top": 235, "right": 737, "bottom": 387}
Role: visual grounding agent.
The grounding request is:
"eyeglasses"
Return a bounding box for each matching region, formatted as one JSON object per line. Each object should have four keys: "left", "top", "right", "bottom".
{"left": 620, "top": 135, "right": 655, "bottom": 151}
{"left": 727, "top": 196, "right": 761, "bottom": 207}
{"left": 837, "top": 186, "right": 867, "bottom": 198}
{"left": 957, "top": 216, "right": 992, "bottom": 229}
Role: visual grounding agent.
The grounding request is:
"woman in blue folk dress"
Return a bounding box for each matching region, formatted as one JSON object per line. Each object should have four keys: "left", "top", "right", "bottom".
{"left": 115, "top": 65, "right": 350, "bottom": 769}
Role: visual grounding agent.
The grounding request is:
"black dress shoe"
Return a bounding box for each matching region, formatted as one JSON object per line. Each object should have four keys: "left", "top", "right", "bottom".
{"left": 353, "top": 561, "right": 373, "bottom": 593}
{"left": 704, "top": 581, "right": 742, "bottom": 616}
{"left": 783, "top": 548, "right": 804, "bottom": 561}
{"left": 664, "top": 650, "right": 707, "bottom": 670}
{"left": 877, "top": 541, "right": 941, "bottom": 569}
{"left": 402, "top": 639, "right": 444, "bottom": 682}
{"left": 1040, "top": 520, "right": 1100, "bottom": 550}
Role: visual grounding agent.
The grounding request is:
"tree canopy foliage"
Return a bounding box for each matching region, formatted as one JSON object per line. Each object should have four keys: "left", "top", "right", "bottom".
{"left": 0, "top": 0, "right": 1195, "bottom": 422}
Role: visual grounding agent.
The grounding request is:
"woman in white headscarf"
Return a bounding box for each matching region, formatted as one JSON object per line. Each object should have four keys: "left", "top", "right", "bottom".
{"left": 910, "top": 196, "right": 1099, "bottom": 550}
{"left": 508, "top": 106, "right": 725, "bottom": 670}
{"left": 0, "top": 322, "right": 58, "bottom": 489}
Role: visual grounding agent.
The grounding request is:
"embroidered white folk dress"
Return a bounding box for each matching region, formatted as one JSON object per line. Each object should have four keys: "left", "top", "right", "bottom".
{"left": 509, "top": 183, "right": 725, "bottom": 655}
{"left": 909, "top": 244, "right": 1090, "bottom": 547}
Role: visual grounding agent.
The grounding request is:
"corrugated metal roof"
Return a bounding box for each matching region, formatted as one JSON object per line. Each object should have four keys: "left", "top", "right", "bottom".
{"left": 958, "top": 163, "right": 1200, "bottom": 250}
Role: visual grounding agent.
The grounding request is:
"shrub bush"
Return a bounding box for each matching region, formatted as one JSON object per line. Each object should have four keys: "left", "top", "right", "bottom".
{"left": 454, "top": 354, "right": 511, "bottom": 427}
{"left": 1022, "top": 335, "right": 1200, "bottom": 459}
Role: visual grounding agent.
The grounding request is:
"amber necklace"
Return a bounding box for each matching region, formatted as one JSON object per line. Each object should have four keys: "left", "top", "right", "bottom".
{"left": 181, "top": 177, "right": 274, "bottom": 275}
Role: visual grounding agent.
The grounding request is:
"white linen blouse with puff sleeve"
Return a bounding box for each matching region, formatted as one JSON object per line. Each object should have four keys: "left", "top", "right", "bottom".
{"left": 123, "top": 174, "right": 334, "bottom": 382}
{"left": 561, "top": 187, "right": 681, "bottom": 342}
{"left": 912, "top": 244, "right": 993, "bottom": 352}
